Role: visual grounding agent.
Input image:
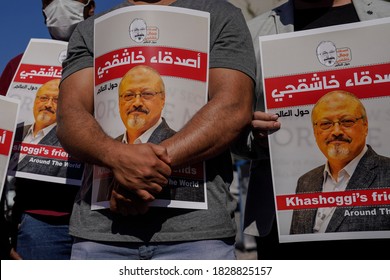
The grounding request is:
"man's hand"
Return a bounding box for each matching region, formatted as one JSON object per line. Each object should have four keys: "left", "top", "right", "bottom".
{"left": 251, "top": 111, "right": 281, "bottom": 147}
{"left": 108, "top": 142, "right": 171, "bottom": 215}
{"left": 110, "top": 183, "right": 150, "bottom": 216}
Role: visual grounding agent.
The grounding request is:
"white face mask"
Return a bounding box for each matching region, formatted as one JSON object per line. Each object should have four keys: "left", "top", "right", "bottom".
{"left": 43, "top": 0, "right": 90, "bottom": 41}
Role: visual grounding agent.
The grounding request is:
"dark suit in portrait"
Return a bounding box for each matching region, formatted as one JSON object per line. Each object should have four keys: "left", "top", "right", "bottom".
{"left": 290, "top": 145, "right": 390, "bottom": 234}
{"left": 10, "top": 123, "right": 83, "bottom": 180}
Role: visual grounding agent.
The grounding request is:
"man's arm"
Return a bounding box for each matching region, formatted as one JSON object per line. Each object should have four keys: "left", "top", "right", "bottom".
{"left": 56, "top": 67, "right": 172, "bottom": 202}
{"left": 160, "top": 68, "right": 254, "bottom": 167}
{"left": 0, "top": 53, "right": 23, "bottom": 96}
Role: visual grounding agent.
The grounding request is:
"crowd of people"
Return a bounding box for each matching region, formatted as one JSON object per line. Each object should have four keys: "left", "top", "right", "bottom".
{"left": 1, "top": 0, "right": 389, "bottom": 260}
{"left": 1, "top": 0, "right": 95, "bottom": 260}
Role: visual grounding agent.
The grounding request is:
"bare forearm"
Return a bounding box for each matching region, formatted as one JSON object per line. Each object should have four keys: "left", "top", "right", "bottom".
{"left": 57, "top": 68, "right": 119, "bottom": 168}
{"left": 161, "top": 68, "right": 253, "bottom": 167}
{"left": 57, "top": 68, "right": 172, "bottom": 204}
{"left": 57, "top": 104, "right": 117, "bottom": 167}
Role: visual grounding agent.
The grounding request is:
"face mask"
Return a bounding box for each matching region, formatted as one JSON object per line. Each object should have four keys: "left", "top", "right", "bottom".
{"left": 43, "top": 0, "right": 90, "bottom": 41}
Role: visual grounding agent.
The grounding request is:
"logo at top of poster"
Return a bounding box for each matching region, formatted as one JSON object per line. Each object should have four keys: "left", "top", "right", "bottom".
{"left": 316, "top": 40, "right": 351, "bottom": 67}
{"left": 58, "top": 50, "right": 68, "bottom": 64}
{"left": 129, "top": 18, "right": 159, "bottom": 44}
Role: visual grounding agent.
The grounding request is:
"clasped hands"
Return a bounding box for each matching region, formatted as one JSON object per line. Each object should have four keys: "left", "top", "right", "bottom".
{"left": 109, "top": 143, "right": 171, "bottom": 216}
{"left": 108, "top": 111, "right": 280, "bottom": 216}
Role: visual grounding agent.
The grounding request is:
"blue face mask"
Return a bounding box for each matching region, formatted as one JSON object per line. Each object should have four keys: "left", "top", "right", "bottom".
{"left": 43, "top": 0, "right": 90, "bottom": 41}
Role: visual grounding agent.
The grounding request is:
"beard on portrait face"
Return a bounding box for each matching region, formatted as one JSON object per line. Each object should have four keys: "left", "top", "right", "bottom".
{"left": 126, "top": 115, "right": 147, "bottom": 130}
{"left": 36, "top": 110, "right": 55, "bottom": 125}
{"left": 327, "top": 144, "right": 350, "bottom": 160}
{"left": 324, "top": 134, "right": 352, "bottom": 160}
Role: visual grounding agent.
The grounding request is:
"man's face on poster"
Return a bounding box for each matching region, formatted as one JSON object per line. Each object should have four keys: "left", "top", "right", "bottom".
{"left": 118, "top": 66, "right": 165, "bottom": 136}
{"left": 130, "top": 18, "right": 147, "bottom": 43}
{"left": 316, "top": 41, "right": 336, "bottom": 66}
{"left": 312, "top": 92, "right": 368, "bottom": 165}
{"left": 33, "top": 79, "right": 60, "bottom": 128}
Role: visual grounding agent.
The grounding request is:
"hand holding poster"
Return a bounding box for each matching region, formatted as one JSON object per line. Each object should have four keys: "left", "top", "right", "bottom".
{"left": 91, "top": 6, "right": 209, "bottom": 210}
{"left": 6, "top": 39, "right": 84, "bottom": 186}
{"left": 260, "top": 18, "right": 390, "bottom": 243}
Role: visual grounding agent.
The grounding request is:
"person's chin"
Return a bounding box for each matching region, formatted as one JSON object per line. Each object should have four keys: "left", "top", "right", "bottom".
{"left": 38, "top": 112, "right": 55, "bottom": 118}
{"left": 327, "top": 146, "right": 350, "bottom": 158}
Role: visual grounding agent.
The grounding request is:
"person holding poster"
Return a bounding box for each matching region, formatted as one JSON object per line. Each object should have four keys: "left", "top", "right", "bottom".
{"left": 241, "top": 0, "right": 390, "bottom": 259}
{"left": 1, "top": 0, "right": 95, "bottom": 260}
{"left": 0, "top": 96, "right": 22, "bottom": 260}
{"left": 291, "top": 90, "right": 390, "bottom": 234}
{"left": 57, "top": 0, "right": 255, "bottom": 259}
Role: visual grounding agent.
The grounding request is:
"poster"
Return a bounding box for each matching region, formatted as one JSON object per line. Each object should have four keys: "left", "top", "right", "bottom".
{"left": 6, "top": 39, "right": 84, "bottom": 186}
{"left": 259, "top": 18, "right": 390, "bottom": 242}
{"left": 0, "top": 96, "right": 20, "bottom": 197}
{"left": 91, "top": 6, "right": 209, "bottom": 210}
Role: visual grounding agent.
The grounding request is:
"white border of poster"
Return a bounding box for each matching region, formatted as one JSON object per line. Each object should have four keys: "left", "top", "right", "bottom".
{"left": 259, "top": 18, "right": 390, "bottom": 242}
{"left": 91, "top": 6, "right": 209, "bottom": 210}
{"left": 6, "top": 39, "right": 84, "bottom": 186}
{"left": 0, "top": 96, "right": 20, "bottom": 197}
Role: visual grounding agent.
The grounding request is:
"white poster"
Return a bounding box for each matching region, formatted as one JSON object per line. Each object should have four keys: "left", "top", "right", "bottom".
{"left": 0, "top": 96, "right": 20, "bottom": 197}
{"left": 6, "top": 39, "right": 84, "bottom": 186}
{"left": 259, "top": 18, "right": 390, "bottom": 242}
{"left": 91, "top": 6, "right": 209, "bottom": 210}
